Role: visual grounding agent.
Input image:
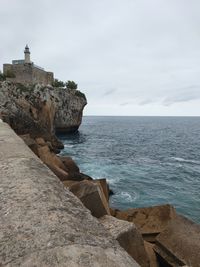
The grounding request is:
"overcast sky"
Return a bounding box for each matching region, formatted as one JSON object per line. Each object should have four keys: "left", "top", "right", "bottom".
{"left": 1, "top": 0, "right": 200, "bottom": 116}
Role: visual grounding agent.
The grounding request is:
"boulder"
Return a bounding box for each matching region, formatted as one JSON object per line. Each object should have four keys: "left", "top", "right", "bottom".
{"left": 144, "top": 241, "right": 159, "bottom": 267}
{"left": 94, "top": 178, "right": 109, "bottom": 201}
{"left": 99, "top": 215, "right": 149, "bottom": 267}
{"left": 47, "top": 164, "right": 69, "bottom": 181}
{"left": 61, "top": 156, "right": 80, "bottom": 173}
{"left": 154, "top": 214, "right": 200, "bottom": 267}
{"left": 79, "top": 172, "right": 93, "bottom": 180}
{"left": 68, "top": 180, "right": 110, "bottom": 218}
{"left": 115, "top": 204, "right": 176, "bottom": 242}
{"left": 35, "top": 137, "right": 46, "bottom": 146}
{"left": 37, "top": 145, "right": 66, "bottom": 170}
{"left": 20, "top": 134, "right": 36, "bottom": 147}
{"left": 66, "top": 172, "right": 92, "bottom": 181}
{"left": 36, "top": 145, "right": 69, "bottom": 181}
{"left": 60, "top": 157, "right": 94, "bottom": 181}
{"left": 63, "top": 180, "right": 78, "bottom": 188}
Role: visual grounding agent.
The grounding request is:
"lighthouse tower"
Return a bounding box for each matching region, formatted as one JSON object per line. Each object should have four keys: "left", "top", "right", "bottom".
{"left": 24, "top": 45, "right": 31, "bottom": 64}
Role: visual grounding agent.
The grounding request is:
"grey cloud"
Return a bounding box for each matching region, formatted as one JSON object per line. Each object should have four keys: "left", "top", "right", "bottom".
{"left": 139, "top": 99, "right": 157, "bottom": 105}
{"left": 120, "top": 102, "right": 133, "bottom": 106}
{"left": 162, "top": 85, "right": 200, "bottom": 106}
{"left": 1, "top": 0, "right": 200, "bottom": 115}
{"left": 102, "top": 88, "right": 117, "bottom": 96}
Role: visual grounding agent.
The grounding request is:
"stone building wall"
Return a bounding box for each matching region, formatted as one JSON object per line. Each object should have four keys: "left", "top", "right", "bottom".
{"left": 3, "top": 63, "right": 54, "bottom": 85}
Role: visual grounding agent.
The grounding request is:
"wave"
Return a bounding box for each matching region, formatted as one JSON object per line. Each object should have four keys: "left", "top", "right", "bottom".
{"left": 64, "top": 144, "right": 74, "bottom": 148}
{"left": 119, "top": 191, "right": 138, "bottom": 203}
{"left": 171, "top": 157, "right": 200, "bottom": 165}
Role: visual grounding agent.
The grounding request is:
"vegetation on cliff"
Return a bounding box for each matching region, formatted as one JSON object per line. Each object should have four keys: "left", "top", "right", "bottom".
{"left": 0, "top": 81, "right": 87, "bottom": 149}
{"left": 66, "top": 80, "right": 77, "bottom": 89}
{"left": 53, "top": 79, "right": 78, "bottom": 90}
{"left": 0, "top": 71, "right": 6, "bottom": 81}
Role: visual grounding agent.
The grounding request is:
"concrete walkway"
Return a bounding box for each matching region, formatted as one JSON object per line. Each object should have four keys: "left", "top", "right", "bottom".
{"left": 0, "top": 121, "right": 139, "bottom": 267}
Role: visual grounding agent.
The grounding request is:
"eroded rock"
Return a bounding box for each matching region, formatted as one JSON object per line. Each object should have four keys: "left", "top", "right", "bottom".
{"left": 61, "top": 156, "right": 80, "bottom": 173}
{"left": 144, "top": 241, "right": 159, "bottom": 267}
{"left": 99, "top": 215, "right": 149, "bottom": 267}
{"left": 114, "top": 204, "right": 176, "bottom": 242}
{"left": 65, "top": 180, "right": 111, "bottom": 218}
{"left": 154, "top": 214, "right": 200, "bottom": 267}
{"left": 0, "top": 81, "right": 86, "bottom": 149}
{"left": 94, "top": 178, "right": 109, "bottom": 201}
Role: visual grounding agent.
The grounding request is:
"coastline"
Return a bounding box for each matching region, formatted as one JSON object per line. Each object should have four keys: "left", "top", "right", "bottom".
{"left": 1, "top": 120, "right": 200, "bottom": 266}
{"left": 60, "top": 115, "right": 200, "bottom": 224}
{"left": 1, "top": 82, "right": 200, "bottom": 266}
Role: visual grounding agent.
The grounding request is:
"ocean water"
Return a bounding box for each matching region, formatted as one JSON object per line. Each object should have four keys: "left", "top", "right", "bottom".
{"left": 59, "top": 116, "right": 200, "bottom": 223}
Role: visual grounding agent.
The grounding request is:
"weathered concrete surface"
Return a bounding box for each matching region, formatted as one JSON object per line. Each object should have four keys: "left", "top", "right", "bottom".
{"left": 154, "top": 215, "right": 200, "bottom": 267}
{"left": 0, "top": 121, "right": 140, "bottom": 267}
{"left": 99, "top": 215, "right": 150, "bottom": 267}
{"left": 114, "top": 204, "right": 176, "bottom": 242}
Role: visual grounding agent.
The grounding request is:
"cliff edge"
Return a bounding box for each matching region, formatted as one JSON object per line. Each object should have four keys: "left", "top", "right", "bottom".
{"left": 0, "top": 81, "right": 87, "bottom": 150}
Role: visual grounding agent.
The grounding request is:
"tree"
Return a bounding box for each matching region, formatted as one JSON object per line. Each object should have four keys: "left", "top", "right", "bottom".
{"left": 66, "top": 80, "right": 77, "bottom": 90}
{"left": 53, "top": 79, "right": 65, "bottom": 87}
{"left": 0, "top": 71, "right": 6, "bottom": 81}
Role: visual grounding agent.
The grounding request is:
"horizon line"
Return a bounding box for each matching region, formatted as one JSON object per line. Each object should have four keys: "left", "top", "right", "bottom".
{"left": 83, "top": 115, "right": 200, "bottom": 117}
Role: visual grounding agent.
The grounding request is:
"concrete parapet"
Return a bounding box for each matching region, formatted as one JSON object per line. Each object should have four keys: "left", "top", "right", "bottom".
{"left": 0, "top": 121, "right": 139, "bottom": 267}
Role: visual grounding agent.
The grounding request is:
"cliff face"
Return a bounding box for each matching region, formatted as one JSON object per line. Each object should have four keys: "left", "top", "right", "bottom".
{"left": 54, "top": 87, "right": 87, "bottom": 133}
{"left": 0, "top": 81, "right": 87, "bottom": 149}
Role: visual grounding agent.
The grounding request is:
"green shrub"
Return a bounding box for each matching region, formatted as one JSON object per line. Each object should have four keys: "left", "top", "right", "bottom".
{"left": 0, "top": 71, "right": 6, "bottom": 81}
{"left": 75, "top": 90, "right": 86, "bottom": 100}
{"left": 53, "top": 79, "right": 65, "bottom": 87}
{"left": 66, "top": 80, "right": 77, "bottom": 89}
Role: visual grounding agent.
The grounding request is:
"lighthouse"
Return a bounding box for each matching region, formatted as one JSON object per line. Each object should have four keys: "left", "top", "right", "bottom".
{"left": 24, "top": 45, "right": 31, "bottom": 64}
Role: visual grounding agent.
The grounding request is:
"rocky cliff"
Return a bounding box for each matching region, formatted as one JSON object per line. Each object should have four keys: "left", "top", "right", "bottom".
{"left": 0, "top": 81, "right": 87, "bottom": 150}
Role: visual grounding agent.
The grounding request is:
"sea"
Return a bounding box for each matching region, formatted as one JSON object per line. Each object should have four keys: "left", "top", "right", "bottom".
{"left": 59, "top": 116, "right": 200, "bottom": 223}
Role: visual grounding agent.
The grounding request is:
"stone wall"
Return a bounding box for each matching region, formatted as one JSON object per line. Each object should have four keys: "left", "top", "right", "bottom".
{"left": 3, "top": 63, "right": 54, "bottom": 85}
{"left": 0, "top": 121, "right": 139, "bottom": 267}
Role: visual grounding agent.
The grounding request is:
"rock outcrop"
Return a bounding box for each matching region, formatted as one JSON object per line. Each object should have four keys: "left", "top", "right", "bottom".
{"left": 54, "top": 87, "right": 86, "bottom": 133}
{"left": 64, "top": 180, "right": 111, "bottom": 218}
{"left": 154, "top": 214, "right": 200, "bottom": 267}
{"left": 144, "top": 242, "right": 159, "bottom": 267}
{"left": 0, "top": 121, "right": 139, "bottom": 267}
{"left": 114, "top": 204, "right": 176, "bottom": 242}
{"left": 99, "top": 215, "right": 150, "bottom": 267}
{"left": 0, "top": 81, "right": 87, "bottom": 150}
